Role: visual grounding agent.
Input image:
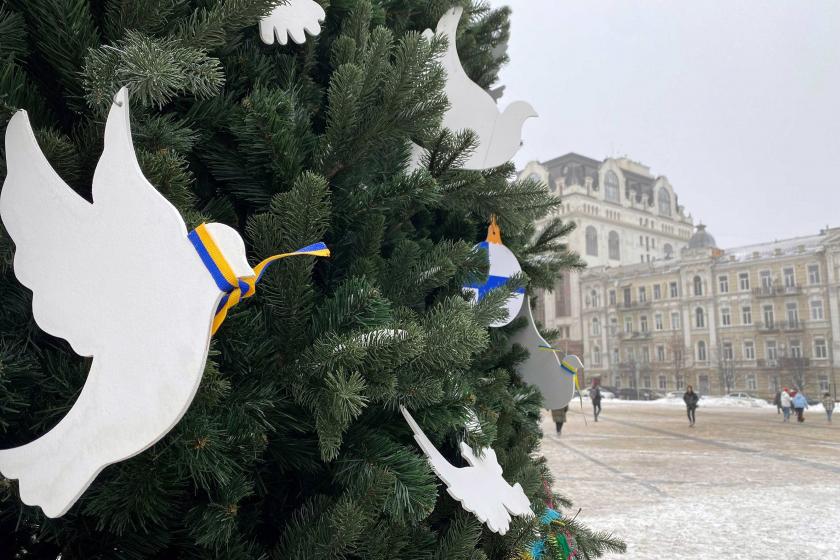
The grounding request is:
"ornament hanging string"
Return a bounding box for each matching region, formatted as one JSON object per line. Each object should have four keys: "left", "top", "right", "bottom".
{"left": 188, "top": 223, "right": 330, "bottom": 334}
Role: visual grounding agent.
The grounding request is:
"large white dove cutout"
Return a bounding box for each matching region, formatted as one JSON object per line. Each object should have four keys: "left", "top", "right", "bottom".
{"left": 509, "top": 299, "right": 577, "bottom": 410}
{"left": 259, "top": 0, "right": 326, "bottom": 46}
{"left": 410, "top": 7, "right": 537, "bottom": 171}
{"left": 400, "top": 406, "right": 533, "bottom": 534}
{"left": 0, "top": 88, "right": 328, "bottom": 518}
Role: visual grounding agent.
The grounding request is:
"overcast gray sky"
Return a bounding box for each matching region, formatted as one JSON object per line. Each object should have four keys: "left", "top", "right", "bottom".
{"left": 489, "top": 0, "right": 840, "bottom": 248}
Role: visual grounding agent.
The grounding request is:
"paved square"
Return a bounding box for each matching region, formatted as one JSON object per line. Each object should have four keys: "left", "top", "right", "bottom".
{"left": 541, "top": 400, "right": 840, "bottom": 559}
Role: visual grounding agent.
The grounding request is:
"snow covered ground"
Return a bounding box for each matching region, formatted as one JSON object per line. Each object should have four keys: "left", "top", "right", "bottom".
{"left": 540, "top": 399, "right": 840, "bottom": 559}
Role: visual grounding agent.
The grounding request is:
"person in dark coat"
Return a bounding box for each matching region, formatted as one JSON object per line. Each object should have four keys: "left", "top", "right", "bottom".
{"left": 591, "top": 384, "right": 603, "bottom": 422}
{"left": 683, "top": 385, "right": 699, "bottom": 427}
{"left": 773, "top": 391, "right": 782, "bottom": 414}
{"left": 551, "top": 406, "right": 569, "bottom": 435}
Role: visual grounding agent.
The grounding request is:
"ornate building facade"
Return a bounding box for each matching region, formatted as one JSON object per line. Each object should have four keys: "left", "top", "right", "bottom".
{"left": 519, "top": 153, "right": 695, "bottom": 354}
{"left": 579, "top": 226, "right": 840, "bottom": 397}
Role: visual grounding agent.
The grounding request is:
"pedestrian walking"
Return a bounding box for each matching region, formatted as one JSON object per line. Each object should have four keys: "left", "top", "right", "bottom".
{"left": 822, "top": 392, "right": 835, "bottom": 423}
{"left": 683, "top": 385, "right": 699, "bottom": 427}
{"left": 591, "top": 384, "right": 602, "bottom": 422}
{"left": 780, "top": 388, "right": 792, "bottom": 423}
{"left": 551, "top": 406, "right": 569, "bottom": 435}
{"left": 792, "top": 391, "right": 808, "bottom": 423}
{"left": 773, "top": 390, "right": 782, "bottom": 414}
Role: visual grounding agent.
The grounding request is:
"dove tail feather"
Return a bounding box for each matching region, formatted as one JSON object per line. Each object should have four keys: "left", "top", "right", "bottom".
{"left": 0, "top": 438, "right": 98, "bottom": 518}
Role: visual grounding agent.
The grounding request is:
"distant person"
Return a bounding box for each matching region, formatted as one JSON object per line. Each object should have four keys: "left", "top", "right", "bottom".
{"left": 683, "top": 385, "right": 699, "bottom": 427}
{"left": 792, "top": 391, "right": 808, "bottom": 423}
{"left": 822, "top": 393, "right": 835, "bottom": 423}
{"left": 773, "top": 391, "right": 782, "bottom": 414}
{"left": 591, "top": 384, "right": 603, "bottom": 422}
{"left": 780, "top": 388, "right": 792, "bottom": 423}
{"left": 552, "top": 406, "right": 569, "bottom": 435}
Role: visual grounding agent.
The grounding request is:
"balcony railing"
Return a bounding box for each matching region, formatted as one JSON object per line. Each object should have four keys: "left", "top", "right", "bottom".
{"left": 753, "top": 285, "right": 802, "bottom": 297}
{"left": 621, "top": 300, "right": 651, "bottom": 310}
{"left": 756, "top": 322, "right": 779, "bottom": 332}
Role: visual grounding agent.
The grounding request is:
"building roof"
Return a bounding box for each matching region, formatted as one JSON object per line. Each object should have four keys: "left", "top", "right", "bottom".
{"left": 687, "top": 224, "right": 717, "bottom": 249}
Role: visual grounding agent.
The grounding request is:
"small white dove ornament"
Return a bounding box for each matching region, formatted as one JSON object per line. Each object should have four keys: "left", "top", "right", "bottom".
{"left": 509, "top": 300, "right": 577, "bottom": 410}
{"left": 400, "top": 406, "right": 533, "bottom": 534}
{"left": 0, "top": 88, "right": 328, "bottom": 518}
{"left": 413, "top": 7, "right": 537, "bottom": 171}
{"left": 463, "top": 217, "right": 524, "bottom": 328}
{"left": 259, "top": 0, "right": 326, "bottom": 46}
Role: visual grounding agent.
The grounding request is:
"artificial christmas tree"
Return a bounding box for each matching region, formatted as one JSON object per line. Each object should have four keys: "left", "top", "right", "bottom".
{"left": 0, "top": 0, "right": 626, "bottom": 558}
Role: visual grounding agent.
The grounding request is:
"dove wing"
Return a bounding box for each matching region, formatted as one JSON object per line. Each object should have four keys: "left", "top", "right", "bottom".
{"left": 0, "top": 88, "right": 190, "bottom": 357}
{"left": 400, "top": 406, "right": 458, "bottom": 482}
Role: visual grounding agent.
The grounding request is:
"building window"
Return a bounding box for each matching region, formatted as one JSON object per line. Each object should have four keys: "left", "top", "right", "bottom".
{"left": 820, "top": 376, "right": 830, "bottom": 392}
{"left": 640, "top": 316, "right": 649, "bottom": 332}
{"left": 811, "top": 299, "right": 824, "bottom": 320}
{"left": 763, "top": 305, "right": 775, "bottom": 328}
{"left": 623, "top": 288, "right": 632, "bottom": 306}
{"left": 664, "top": 243, "right": 674, "bottom": 259}
{"left": 642, "top": 347, "right": 650, "bottom": 363}
{"left": 739, "top": 272, "right": 750, "bottom": 291}
{"left": 585, "top": 226, "right": 598, "bottom": 256}
{"left": 670, "top": 281, "right": 678, "bottom": 298}
{"left": 659, "top": 375, "right": 667, "bottom": 390}
{"left": 759, "top": 270, "right": 772, "bottom": 289}
{"left": 808, "top": 264, "right": 821, "bottom": 285}
{"left": 783, "top": 267, "right": 795, "bottom": 288}
{"left": 653, "top": 284, "right": 661, "bottom": 300}
{"left": 766, "top": 340, "right": 777, "bottom": 363}
{"left": 722, "top": 342, "right": 733, "bottom": 360}
{"left": 815, "top": 338, "right": 827, "bottom": 359}
{"left": 655, "top": 313, "right": 663, "bottom": 331}
{"left": 697, "top": 341, "right": 707, "bottom": 362}
{"left": 612, "top": 348, "right": 619, "bottom": 364}
{"left": 658, "top": 188, "right": 671, "bottom": 216}
{"left": 591, "top": 318, "right": 601, "bottom": 336}
{"left": 593, "top": 346, "right": 602, "bottom": 366}
{"left": 671, "top": 311, "right": 681, "bottom": 330}
{"left": 624, "top": 318, "right": 633, "bottom": 333}
{"left": 744, "top": 341, "right": 755, "bottom": 360}
{"left": 605, "top": 170, "right": 620, "bottom": 203}
{"left": 639, "top": 286, "right": 647, "bottom": 302}
{"left": 676, "top": 375, "right": 685, "bottom": 390}
{"left": 608, "top": 231, "right": 620, "bottom": 260}
{"left": 693, "top": 275, "right": 703, "bottom": 296}
{"left": 742, "top": 306, "right": 752, "bottom": 325}
{"left": 695, "top": 307, "right": 705, "bottom": 328}
{"left": 721, "top": 307, "right": 731, "bottom": 326}
{"left": 718, "top": 275, "right": 729, "bottom": 293}
{"left": 747, "top": 374, "right": 757, "bottom": 391}
{"left": 590, "top": 290, "right": 601, "bottom": 307}
{"left": 786, "top": 302, "right": 799, "bottom": 325}
{"left": 656, "top": 345, "right": 665, "bottom": 361}
{"left": 790, "top": 340, "right": 802, "bottom": 358}
{"left": 609, "top": 290, "right": 616, "bottom": 305}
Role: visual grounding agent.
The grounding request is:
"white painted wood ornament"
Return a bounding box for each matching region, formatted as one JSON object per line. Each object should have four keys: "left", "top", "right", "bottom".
{"left": 400, "top": 406, "right": 533, "bottom": 534}
{"left": 509, "top": 301, "right": 577, "bottom": 410}
{"left": 0, "top": 88, "right": 329, "bottom": 518}
{"left": 411, "top": 7, "right": 537, "bottom": 171}
{"left": 463, "top": 217, "right": 525, "bottom": 328}
{"left": 259, "top": 0, "right": 326, "bottom": 46}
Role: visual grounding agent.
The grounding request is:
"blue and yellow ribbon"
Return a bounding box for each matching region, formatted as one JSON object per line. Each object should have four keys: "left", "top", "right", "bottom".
{"left": 188, "top": 223, "right": 330, "bottom": 334}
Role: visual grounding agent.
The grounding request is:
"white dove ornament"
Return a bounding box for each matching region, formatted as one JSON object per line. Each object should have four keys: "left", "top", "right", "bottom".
{"left": 400, "top": 406, "right": 533, "bottom": 534}
{"left": 414, "top": 7, "right": 537, "bottom": 171}
{"left": 509, "top": 300, "right": 576, "bottom": 410}
{"left": 0, "top": 88, "right": 329, "bottom": 518}
{"left": 259, "top": 0, "right": 326, "bottom": 46}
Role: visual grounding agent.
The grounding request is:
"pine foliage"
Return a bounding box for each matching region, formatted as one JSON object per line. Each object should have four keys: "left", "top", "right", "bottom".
{"left": 0, "top": 0, "right": 622, "bottom": 558}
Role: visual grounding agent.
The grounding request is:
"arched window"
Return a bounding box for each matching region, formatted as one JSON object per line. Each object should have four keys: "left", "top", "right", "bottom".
{"left": 658, "top": 188, "right": 671, "bottom": 216}
{"left": 605, "top": 171, "right": 620, "bottom": 203}
{"left": 664, "top": 243, "right": 674, "bottom": 259}
{"left": 697, "top": 340, "right": 707, "bottom": 362}
{"left": 695, "top": 307, "right": 705, "bottom": 328}
{"left": 608, "top": 231, "right": 620, "bottom": 260}
{"left": 593, "top": 346, "right": 602, "bottom": 365}
{"left": 585, "top": 226, "right": 598, "bottom": 256}
{"left": 693, "top": 275, "right": 703, "bottom": 296}
{"left": 592, "top": 317, "right": 600, "bottom": 336}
